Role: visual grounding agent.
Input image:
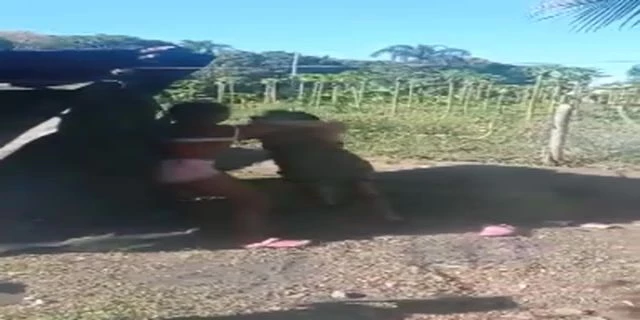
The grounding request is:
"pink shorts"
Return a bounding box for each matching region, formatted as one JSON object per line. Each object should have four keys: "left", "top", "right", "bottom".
{"left": 157, "top": 159, "right": 219, "bottom": 184}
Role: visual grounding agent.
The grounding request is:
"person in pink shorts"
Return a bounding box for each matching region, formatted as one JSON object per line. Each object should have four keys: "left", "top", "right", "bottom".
{"left": 157, "top": 101, "right": 344, "bottom": 248}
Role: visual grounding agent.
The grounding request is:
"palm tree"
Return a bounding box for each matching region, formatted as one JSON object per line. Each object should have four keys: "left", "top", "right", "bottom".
{"left": 370, "top": 45, "right": 416, "bottom": 62}
{"left": 628, "top": 64, "right": 640, "bottom": 82}
{"left": 411, "top": 45, "right": 438, "bottom": 61}
{"left": 532, "top": 0, "right": 640, "bottom": 31}
{"left": 429, "top": 45, "right": 471, "bottom": 65}
{"left": 371, "top": 44, "right": 472, "bottom": 65}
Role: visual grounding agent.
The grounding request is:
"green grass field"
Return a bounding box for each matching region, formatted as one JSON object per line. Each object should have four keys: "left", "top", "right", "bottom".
{"left": 224, "top": 101, "right": 640, "bottom": 167}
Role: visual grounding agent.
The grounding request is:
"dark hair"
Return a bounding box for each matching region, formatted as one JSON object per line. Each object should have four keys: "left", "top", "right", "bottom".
{"left": 168, "top": 101, "right": 230, "bottom": 123}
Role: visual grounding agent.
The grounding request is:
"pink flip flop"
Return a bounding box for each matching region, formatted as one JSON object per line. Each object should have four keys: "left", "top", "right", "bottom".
{"left": 479, "top": 224, "right": 517, "bottom": 237}
{"left": 243, "top": 237, "right": 312, "bottom": 249}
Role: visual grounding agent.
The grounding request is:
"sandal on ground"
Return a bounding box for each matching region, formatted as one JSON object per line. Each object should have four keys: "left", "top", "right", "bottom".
{"left": 243, "top": 237, "right": 312, "bottom": 249}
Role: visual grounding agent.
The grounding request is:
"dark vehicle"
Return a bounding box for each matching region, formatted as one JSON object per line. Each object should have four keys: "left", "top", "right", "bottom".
{"left": 0, "top": 46, "right": 214, "bottom": 222}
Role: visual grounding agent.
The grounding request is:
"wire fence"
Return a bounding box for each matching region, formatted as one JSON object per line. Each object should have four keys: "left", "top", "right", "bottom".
{"left": 154, "top": 66, "right": 640, "bottom": 167}
{"left": 563, "top": 102, "right": 640, "bottom": 167}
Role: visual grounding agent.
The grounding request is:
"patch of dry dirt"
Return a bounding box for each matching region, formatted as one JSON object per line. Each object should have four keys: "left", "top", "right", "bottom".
{"left": 1, "top": 224, "right": 640, "bottom": 319}
{"left": 1, "top": 158, "right": 640, "bottom": 319}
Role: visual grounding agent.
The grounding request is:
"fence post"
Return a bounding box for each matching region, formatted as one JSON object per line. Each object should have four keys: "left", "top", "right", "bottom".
{"left": 543, "top": 102, "right": 575, "bottom": 166}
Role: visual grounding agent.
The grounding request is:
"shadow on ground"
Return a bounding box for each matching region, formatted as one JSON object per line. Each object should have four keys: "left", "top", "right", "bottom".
{"left": 1, "top": 130, "right": 640, "bottom": 256}
{"left": 163, "top": 296, "right": 518, "bottom": 320}
{"left": 0, "top": 281, "right": 26, "bottom": 307}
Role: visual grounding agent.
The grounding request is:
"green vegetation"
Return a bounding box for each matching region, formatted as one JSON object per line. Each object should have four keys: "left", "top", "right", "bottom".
{"left": 159, "top": 47, "right": 640, "bottom": 166}
{"left": 155, "top": 42, "right": 611, "bottom": 165}
{"left": 532, "top": 0, "right": 640, "bottom": 32}
{"left": 3, "top": 32, "right": 640, "bottom": 166}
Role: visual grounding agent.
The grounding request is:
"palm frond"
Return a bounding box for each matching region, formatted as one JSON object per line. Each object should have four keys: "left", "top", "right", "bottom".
{"left": 531, "top": 0, "right": 640, "bottom": 31}
{"left": 370, "top": 45, "right": 415, "bottom": 58}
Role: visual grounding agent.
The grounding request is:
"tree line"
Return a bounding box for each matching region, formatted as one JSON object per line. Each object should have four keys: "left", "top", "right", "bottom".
{"left": 0, "top": 31, "right": 629, "bottom": 110}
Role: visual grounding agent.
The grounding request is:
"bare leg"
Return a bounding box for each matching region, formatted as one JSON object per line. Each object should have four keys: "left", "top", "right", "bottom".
{"left": 168, "top": 173, "right": 272, "bottom": 245}
{"left": 353, "top": 180, "right": 403, "bottom": 222}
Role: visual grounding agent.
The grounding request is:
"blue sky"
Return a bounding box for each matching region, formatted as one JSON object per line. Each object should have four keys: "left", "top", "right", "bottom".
{"left": 3, "top": 0, "right": 639, "bottom": 83}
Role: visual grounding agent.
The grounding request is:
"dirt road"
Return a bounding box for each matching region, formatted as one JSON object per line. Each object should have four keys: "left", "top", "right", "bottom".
{"left": 1, "top": 158, "right": 640, "bottom": 319}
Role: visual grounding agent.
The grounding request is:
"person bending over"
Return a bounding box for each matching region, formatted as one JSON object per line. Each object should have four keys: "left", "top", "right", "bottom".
{"left": 157, "top": 101, "right": 344, "bottom": 249}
